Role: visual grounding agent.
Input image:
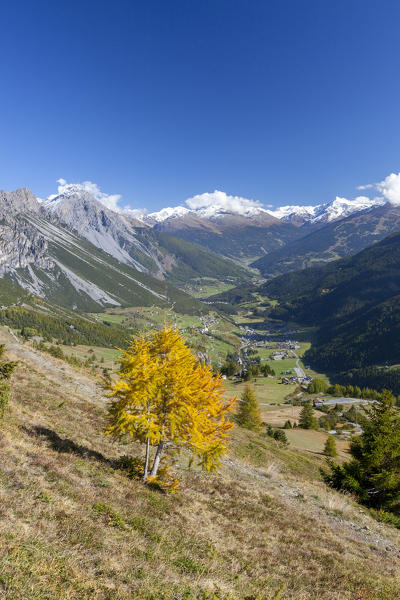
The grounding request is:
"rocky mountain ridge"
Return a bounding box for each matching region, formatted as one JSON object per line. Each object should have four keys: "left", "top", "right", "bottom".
{"left": 268, "top": 195, "right": 385, "bottom": 226}
{"left": 143, "top": 193, "right": 387, "bottom": 229}
{"left": 0, "top": 188, "right": 245, "bottom": 312}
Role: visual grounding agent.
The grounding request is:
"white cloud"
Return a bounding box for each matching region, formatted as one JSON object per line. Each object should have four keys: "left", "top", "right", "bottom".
{"left": 185, "top": 189, "right": 263, "bottom": 213}
{"left": 123, "top": 207, "right": 148, "bottom": 220}
{"left": 355, "top": 171, "right": 400, "bottom": 206}
{"left": 376, "top": 172, "right": 400, "bottom": 206}
{"left": 47, "top": 178, "right": 122, "bottom": 212}
{"left": 47, "top": 178, "right": 147, "bottom": 217}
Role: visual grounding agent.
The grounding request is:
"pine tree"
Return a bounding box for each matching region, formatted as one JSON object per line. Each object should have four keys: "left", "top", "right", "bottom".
{"left": 323, "top": 390, "right": 400, "bottom": 511}
{"left": 266, "top": 424, "right": 274, "bottom": 437}
{"left": 308, "top": 378, "right": 329, "bottom": 394}
{"left": 324, "top": 435, "right": 337, "bottom": 457}
{"left": 299, "top": 402, "right": 318, "bottom": 429}
{"left": 105, "top": 327, "right": 237, "bottom": 483}
{"left": 273, "top": 429, "right": 289, "bottom": 445}
{"left": 0, "top": 344, "right": 17, "bottom": 421}
{"left": 236, "top": 384, "right": 262, "bottom": 432}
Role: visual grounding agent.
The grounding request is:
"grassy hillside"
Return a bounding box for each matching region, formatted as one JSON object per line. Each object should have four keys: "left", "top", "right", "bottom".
{"left": 1, "top": 329, "right": 400, "bottom": 599}
{"left": 8, "top": 213, "right": 204, "bottom": 315}
{"left": 149, "top": 231, "right": 250, "bottom": 285}
{"left": 0, "top": 278, "right": 32, "bottom": 306}
{"left": 91, "top": 306, "right": 242, "bottom": 366}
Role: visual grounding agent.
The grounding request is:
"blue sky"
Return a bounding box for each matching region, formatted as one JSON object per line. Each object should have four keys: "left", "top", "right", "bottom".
{"left": 1, "top": 0, "right": 399, "bottom": 212}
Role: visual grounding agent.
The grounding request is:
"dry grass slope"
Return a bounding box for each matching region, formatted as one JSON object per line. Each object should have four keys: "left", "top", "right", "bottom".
{"left": 1, "top": 333, "right": 400, "bottom": 599}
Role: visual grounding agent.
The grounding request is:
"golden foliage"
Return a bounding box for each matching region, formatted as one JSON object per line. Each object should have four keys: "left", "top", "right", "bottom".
{"left": 105, "top": 327, "right": 236, "bottom": 476}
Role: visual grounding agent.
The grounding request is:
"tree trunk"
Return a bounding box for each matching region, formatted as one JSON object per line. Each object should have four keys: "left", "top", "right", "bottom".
{"left": 149, "top": 440, "right": 164, "bottom": 478}
{"left": 143, "top": 437, "right": 150, "bottom": 482}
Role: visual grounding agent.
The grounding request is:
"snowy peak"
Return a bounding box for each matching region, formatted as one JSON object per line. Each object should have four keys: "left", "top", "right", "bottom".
{"left": 318, "top": 196, "right": 386, "bottom": 223}
{"left": 268, "top": 196, "right": 386, "bottom": 226}
{"left": 144, "top": 205, "right": 190, "bottom": 225}
{"left": 144, "top": 204, "right": 273, "bottom": 226}
{"left": 42, "top": 181, "right": 390, "bottom": 231}
{"left": 145, "top": 193, "right": 386, "bottom": 230}
{"left": 43, "top": 187, "right": 101, "bottom": 212}
{"left": 268, "top": 205, "right": 317, "bottom": 223}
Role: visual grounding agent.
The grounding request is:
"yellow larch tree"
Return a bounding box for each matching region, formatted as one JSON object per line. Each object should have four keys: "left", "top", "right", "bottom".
{"left": 105, "top": 327, "right": 237, "bottom": 483}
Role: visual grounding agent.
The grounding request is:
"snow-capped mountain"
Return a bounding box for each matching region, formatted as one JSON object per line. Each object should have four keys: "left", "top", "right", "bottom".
{"left": 143, "top": 203, "right": 270, "bottom": 225}
{"left": 1, "top": 180, "right": 397, "bottom": 311}
{"left": 143, "top": 193, "right": 388, "bottom": 231}
{"left": 143, "top": 205, "right": 190, "bottom": 225}
{"left": 135, "top": 190, "right": 396, "bottom": 261}
{"left": 268, "top": 196, "right": 386, "bottom": 226}
{"left": 253, "top": 201, "right": 400, "bottom": 277}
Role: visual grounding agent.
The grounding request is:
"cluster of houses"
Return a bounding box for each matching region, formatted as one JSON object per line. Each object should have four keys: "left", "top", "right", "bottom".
{"left": 281, "top": 373, "right": 313, "bottom": 385}
{"left": 270, "top": 351, "right": 291, "bottom": 361}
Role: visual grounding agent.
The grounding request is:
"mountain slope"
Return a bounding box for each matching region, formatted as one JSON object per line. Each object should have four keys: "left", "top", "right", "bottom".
{"left": 1, "top": 326, "right": 400, "bottom": 599}
{"left": 263, "top": 232, "right": 400, "bottom": 374}
{"left": 148, "top": 231, "right": 249, "bottom": 284}
{"left": 45, "top": 190, "right": 166, "bottom": 274}
{"left": 18, "top": 213, "right": 203, "bottom": 313}
{"left": 269, "top": 195, "right": 385, "bottom": 227}
{"left": 0, "top": 192, "right": 202, "bottom": 313}
{"left": 153, "top": 210, "right": 303, "bottom": 261}
{"left": 0, "top": 188, "right": 253, "bottom": 313}
{"left": 253, "top": 203, "right": 400, "bottom": 276}
{"left": 44, "top": 189, "right": 249, "bottom": 285}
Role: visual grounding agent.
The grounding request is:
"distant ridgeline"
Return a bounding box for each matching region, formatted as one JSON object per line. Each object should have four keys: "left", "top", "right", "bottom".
{"left": 262, "top": 231, "right": 400, "bottom": 393}
{"left": 252, "top": 202, "right": 400, "bottom": 277}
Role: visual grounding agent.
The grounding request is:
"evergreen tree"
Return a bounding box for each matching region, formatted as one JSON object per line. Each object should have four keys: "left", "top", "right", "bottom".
{"left": 262, "top": 363, "right": 276, "bottom": 377}
{"left": 236, "top": 384, "right": 262, "bottom": 432}
{"left": 273, "top": 429, "right": 289, "bottom": 445}
{"left": 323, "top": 391, "right": 400, "bottom": 511}
{"left": 266, "top": 424, "right": 274, "bottom": 437}
{"left": 308, "top": 378, "right": 329, "bottom": 394}
{"left": 221, "top": 361, "right": 236, "bottom": 377}
{"left": 319, "top": 412, "right": 338, "bottom": 430}
{"left": 324, "top": 435, "right": 337, "bottom": 457}
{"left": 299, "top": 402, "right": 318, "bottom": 429}
{"left": 0, "top": 345, "right": 17, "bottom": 421}
{"left": 329, "top": 384, "right": 346, "bottom": 397}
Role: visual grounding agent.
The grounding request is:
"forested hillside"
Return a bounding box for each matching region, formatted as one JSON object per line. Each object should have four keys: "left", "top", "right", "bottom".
{"left": 154, "top": 214, "right": 303, "bottom": 261}
{"left": 264, "top": 231, "right": 400, "bottom": 323}
{"left": 262, "top": 232, "right": 400, "bottom": 384}
{"left": 150, "top": 231, "right": 249, "bottom": 284}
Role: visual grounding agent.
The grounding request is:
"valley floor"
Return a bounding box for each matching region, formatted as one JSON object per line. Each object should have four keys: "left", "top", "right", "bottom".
{"left": 1, "top": 327, "right": 400, "bottom": 599}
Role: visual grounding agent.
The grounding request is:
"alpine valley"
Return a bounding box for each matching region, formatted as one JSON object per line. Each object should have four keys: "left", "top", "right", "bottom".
{"left": 3, "top": 181, "right": 400, "bottom": 599}
{"left": 2, "top": 183, "right": 400, "bottom": 389}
